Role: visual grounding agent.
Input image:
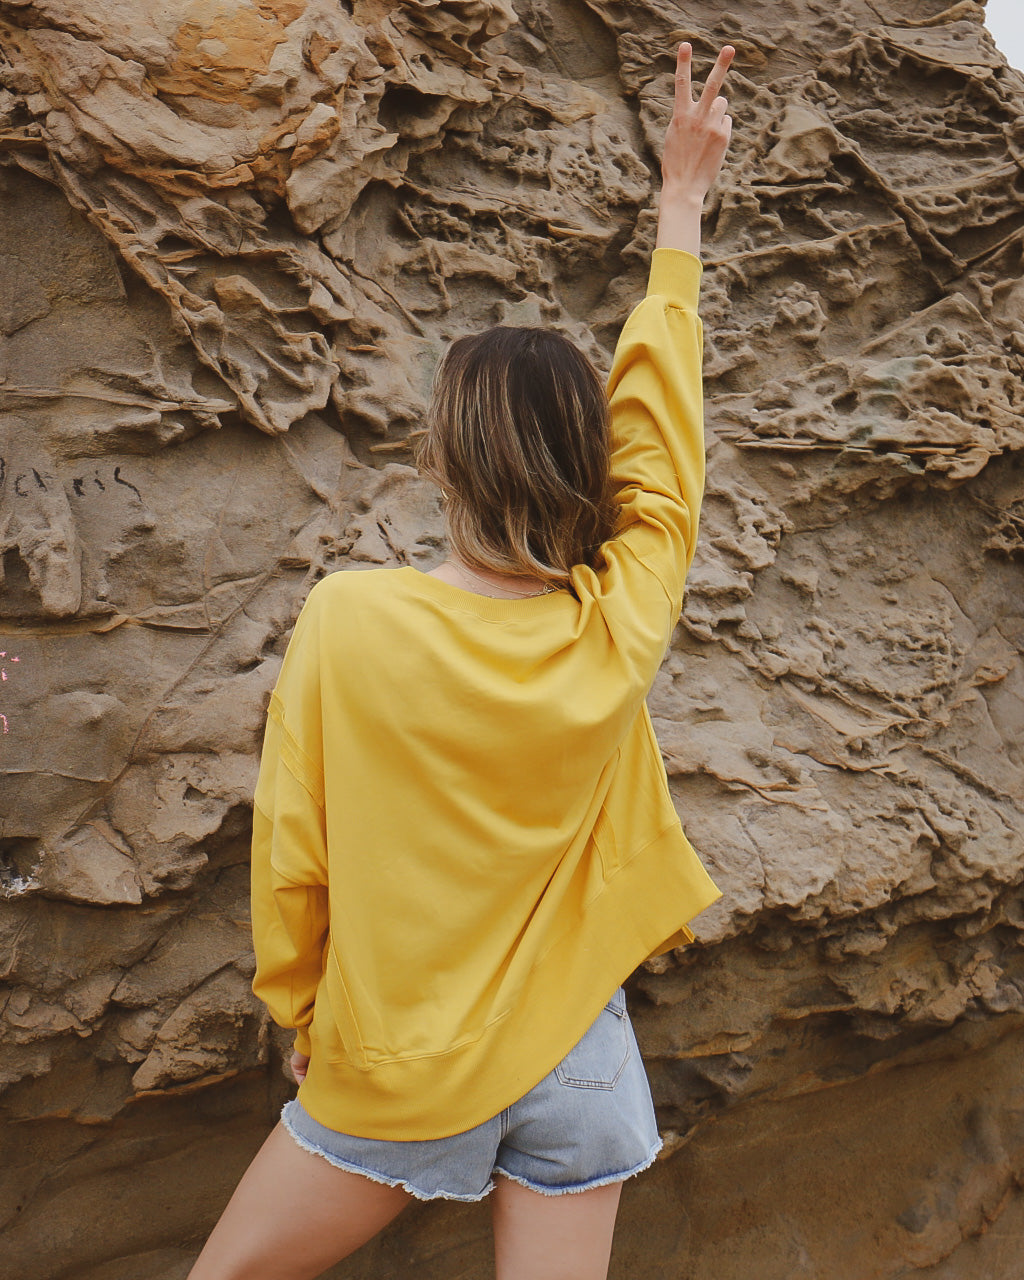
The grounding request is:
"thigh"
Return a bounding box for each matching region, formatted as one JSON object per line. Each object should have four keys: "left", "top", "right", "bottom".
{"left": 491, "top": 1175, "right": 623, "bottom": 1280}
{"left": 188, "top": 1123, "right": 412, "bottom": 1280}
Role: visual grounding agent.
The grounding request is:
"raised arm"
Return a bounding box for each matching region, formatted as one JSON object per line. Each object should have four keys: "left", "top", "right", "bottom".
{"left": 593, "top": 44, "right": 733, "bottom": 675}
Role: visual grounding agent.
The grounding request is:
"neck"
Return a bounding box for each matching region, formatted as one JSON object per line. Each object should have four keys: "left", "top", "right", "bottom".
{"left": 434, "top": 554, "right": 555, "bottom": 598}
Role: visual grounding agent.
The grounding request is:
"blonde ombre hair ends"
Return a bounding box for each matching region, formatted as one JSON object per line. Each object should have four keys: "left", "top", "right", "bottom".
{"left": 417, "top": 327, "right": 617, "bottom": 590}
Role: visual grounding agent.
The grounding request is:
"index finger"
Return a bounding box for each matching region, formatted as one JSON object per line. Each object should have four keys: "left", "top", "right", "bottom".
{"left": 699, "top": 45, "right": 735, "bottom": 104}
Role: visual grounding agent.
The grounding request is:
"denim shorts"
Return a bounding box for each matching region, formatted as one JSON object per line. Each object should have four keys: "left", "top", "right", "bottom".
{"left": 281, "top": 987, "right": 662, "bottom": 1202}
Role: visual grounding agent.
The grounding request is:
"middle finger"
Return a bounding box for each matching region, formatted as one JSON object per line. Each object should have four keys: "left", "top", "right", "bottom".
{"left": 675, "top": 42, "right": 693, "bottom": 105}
{"left": 699, "top": 45, "right": 735, "bottom": 105}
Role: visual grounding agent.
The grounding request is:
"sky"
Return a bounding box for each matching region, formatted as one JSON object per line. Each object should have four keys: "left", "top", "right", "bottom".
{"left": 985, "top": 0, "right": 1024, "bottom": 70}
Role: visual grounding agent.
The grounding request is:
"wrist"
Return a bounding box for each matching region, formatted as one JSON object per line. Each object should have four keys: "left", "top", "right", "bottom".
{"left": 655, "top": 198, "right": 703, "bottom": 257}
{"left": 658, "top": 181, "right": 706, "bottom": 209}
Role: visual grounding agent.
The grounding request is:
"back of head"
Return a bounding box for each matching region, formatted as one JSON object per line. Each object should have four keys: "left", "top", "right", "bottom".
{"left": 417, "top": 326, "right": 616, "bottom": 589}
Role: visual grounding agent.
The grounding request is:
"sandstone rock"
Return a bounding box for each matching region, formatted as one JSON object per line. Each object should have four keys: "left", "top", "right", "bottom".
{"left": 0, "top": 0, "right": 1022, "bottom": 1277}
{"left": 130, "top": 967, "right": 265, "bottom": 1092}
{"left": 34, "top": 821, "right": 143, "bottom": 906}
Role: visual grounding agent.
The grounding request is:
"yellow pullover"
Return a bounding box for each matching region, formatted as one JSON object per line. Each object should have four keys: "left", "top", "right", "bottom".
{"left": 251, "top": 248, "right": 722, "bottom": 1140}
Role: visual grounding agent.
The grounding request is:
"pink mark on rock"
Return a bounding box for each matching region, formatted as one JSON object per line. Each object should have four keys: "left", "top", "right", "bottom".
{"left": 0, "top": 651, "right": 20, "bottom": 726}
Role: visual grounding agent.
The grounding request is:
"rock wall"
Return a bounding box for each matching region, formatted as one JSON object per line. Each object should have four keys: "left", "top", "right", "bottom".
{"left": 1, "top": 1, "right": 1022, "bottom": 1277}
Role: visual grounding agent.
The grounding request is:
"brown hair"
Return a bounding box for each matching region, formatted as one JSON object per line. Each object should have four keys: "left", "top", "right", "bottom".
{"left": 417, "top": 327, "right": 616, "bottom": 589}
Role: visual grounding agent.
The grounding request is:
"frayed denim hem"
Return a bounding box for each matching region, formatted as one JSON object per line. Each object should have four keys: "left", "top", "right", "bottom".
{"left": 280, "top": 1108, "right": 496, "bottom": 1204}
{"left": 493, "top": 1135, "right": 664, "bottom": 1197}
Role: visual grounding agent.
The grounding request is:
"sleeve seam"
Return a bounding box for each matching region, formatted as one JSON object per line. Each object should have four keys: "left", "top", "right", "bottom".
{"left": 268, "top": 696, "right": 326, "bottom": 809}
{"left": 614, "top": 536, "right": 679, "bottom": 609}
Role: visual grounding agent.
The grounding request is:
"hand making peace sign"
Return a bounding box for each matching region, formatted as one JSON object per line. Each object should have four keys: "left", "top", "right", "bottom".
{"left": 663, "top": 43, "right": 735, "bottom": 197}
{"left": 656, "top": 42, "right": 735, "bottom": 255}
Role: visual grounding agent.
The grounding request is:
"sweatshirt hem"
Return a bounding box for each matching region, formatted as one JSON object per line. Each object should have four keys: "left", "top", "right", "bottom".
{"left": 298, "top": 829, "right": 722, "bottom": 1141}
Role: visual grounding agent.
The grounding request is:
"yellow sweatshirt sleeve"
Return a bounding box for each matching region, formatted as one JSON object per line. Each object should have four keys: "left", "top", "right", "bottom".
{"left": 250, "top": 624, "right": 330, "bottom": 1056}
{"left": 603, "top": 248, "right": 705, "bottom": 614}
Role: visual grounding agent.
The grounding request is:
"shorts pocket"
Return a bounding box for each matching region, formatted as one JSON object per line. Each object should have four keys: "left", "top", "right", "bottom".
{"left": 554, "top": 988, "right": 630, "bottom": 1091}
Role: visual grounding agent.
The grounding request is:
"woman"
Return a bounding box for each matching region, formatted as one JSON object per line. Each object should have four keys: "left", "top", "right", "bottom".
{"left": 189, "top": 40, "right": 734, "bottom": 1280}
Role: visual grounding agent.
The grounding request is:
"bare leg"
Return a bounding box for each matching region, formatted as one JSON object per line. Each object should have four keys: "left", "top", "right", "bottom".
{"left": 188, "top": 1123, "right": 412, "bottom": 1280}
{"left": 491, "top": 1175, "right": 623, "bottom": 1280}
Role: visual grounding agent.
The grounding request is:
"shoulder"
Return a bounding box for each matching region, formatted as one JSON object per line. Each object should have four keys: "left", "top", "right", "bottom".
{"left": 306, "top": 566, "right": 376, "bottom": 601}
{"left": 300, "top": 566, "right": 407, "bottom": 617}
{"left": 280, "top": 569, "right": 391, "bottom": 682}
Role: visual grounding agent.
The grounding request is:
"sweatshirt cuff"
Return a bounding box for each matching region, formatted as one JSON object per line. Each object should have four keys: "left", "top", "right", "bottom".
{"left": 646, "top": 248, "right": 703, "bottom": 310}
{"left": 293, "top": 1026, "right": 312, "bottom": 1057}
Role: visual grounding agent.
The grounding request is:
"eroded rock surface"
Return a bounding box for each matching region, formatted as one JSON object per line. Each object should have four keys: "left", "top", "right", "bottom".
{"left": 1, "top": 1, "right": 1022, "bottom": 1276}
